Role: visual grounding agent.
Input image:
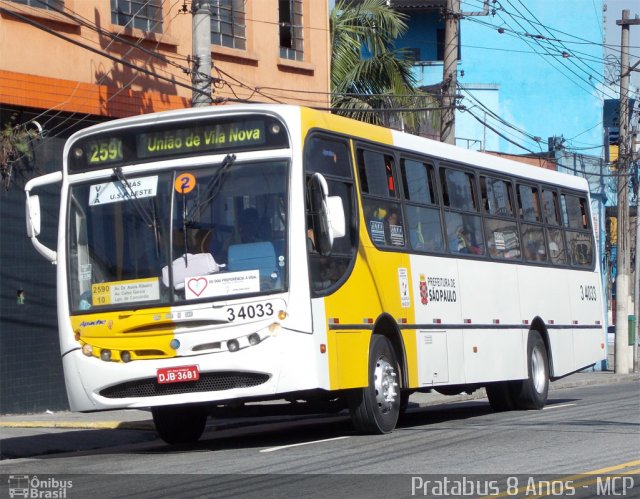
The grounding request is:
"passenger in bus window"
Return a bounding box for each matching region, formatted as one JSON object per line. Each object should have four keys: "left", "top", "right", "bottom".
{"left": 456, "top": 226, "right": 482, "bottom": 254}
{"left": 366, "top": 205, "right": 387, "bottom": 245}
{"left": 521, "top": 225, "right": 546, "bottom": 262}
{"left": 306, "top": 215, "right": 317, "bottom": 252}
{"left": 384, "top": 207, "right": 405, "bottom": 247}
{"left": 547, "top": 228, "right": 567, "bottom": 264}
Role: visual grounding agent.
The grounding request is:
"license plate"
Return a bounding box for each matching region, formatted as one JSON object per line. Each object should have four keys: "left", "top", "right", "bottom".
{"left": 157, "top": 365, "right": 200, "bottom": 384}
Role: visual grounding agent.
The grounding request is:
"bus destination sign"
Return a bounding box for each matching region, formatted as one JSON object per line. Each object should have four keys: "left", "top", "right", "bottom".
{"left": 69, "top": 115, "right": 288, "bottom": 172}
{"left": 137, "top": 119, "right": 265, "bottom": 159}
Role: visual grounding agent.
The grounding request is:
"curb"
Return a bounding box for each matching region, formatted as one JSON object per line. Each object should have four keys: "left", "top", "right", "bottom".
{"left": 0, "top": 420, "right": 156, "bottom": 431}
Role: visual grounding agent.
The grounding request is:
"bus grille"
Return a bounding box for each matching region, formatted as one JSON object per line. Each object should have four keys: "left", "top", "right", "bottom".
{"left": 99, "top": 371, "right": 270, "bottom": 399}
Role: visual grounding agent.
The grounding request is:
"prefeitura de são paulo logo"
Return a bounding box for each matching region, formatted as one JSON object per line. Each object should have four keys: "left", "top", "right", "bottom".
{"left": 8, "top": 475, "right": 73, "bottom": 498}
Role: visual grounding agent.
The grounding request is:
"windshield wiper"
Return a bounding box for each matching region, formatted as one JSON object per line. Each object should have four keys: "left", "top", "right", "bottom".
{"left": 113, "top": 167, "right": 160, "bottom": 257}
{"left": 185, "top": 153, "right": 236, "bottom": 224}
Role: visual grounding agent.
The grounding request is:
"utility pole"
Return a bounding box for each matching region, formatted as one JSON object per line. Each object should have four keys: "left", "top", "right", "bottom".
{"left": 634, "top": 125, "right": 640, "bottom": 373}
{"left": 440, "top": 1, "right": 489, "bottom": 145}
{"left": 192, "top": 1, "right": 212, "bottom": 107}
{"left": 614, "top": 9, "right": 637, "bottom": 373}
{"left": 440, "top": 0, "right": 460, "bottom": 145}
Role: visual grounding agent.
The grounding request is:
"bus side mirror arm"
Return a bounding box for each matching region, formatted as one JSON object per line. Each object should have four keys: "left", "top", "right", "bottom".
{"left": 25, "top": 171, "right": 62, "bottom": 264}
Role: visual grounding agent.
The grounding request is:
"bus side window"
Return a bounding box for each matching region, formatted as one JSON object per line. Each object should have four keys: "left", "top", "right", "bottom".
{"left": 304, "top": 135, "right": 356, "bottom": 294}
{"left": 358, "top": 149, "right": 405, "bottom": 248}
{"left": 517, "top": 184, "right": 541, "bottom": 222}
{"left": 562, "top": 194, "right": 593, "bottom": 267}
{"left": 542, "top": 189, "right": 561, "bottom": 226}
{"left": 481, "top": 176, "right": 519, "bottom": 260}
{"left": 358, "top": 149, "right": 398, "bottom": 198}
{"left": 400, "top": 158, "right": 444, "bottom": 252}
{"left": 441, "top": 168, "right": 478, "bottom": 212}
{"left": 521, "top": 224, "right": 547, "bottom": 262}
{"left": 441, "top": 166, "right": 484, "bottom": 256}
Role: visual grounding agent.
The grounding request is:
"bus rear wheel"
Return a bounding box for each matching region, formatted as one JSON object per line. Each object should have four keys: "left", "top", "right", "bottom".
{"left": 348, "top": 335, "right": 401, "bottom": 434}
{"left": 486, "top": 331, "right": 549, "bottom": 412}
{"left": 152, "top": 405, "right": 207, "bottom": 445}
{"left": 511, "top": 331, "right": 549, "bottom": 409}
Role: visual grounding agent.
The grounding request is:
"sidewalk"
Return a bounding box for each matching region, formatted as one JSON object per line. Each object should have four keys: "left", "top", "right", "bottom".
{"left": 1, "top": 370, "right": 638, "bottom": 431}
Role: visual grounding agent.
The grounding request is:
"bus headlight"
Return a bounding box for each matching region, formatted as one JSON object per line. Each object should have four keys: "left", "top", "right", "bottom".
{"left": 121, "top": 351, "right": 131, "bottom": 363}
{"left": 248, "top": 333, "right": 261, "bottom": 346}
{"left": 100, "top": 349, "right": 112, "bottom": 362}
{"left": 227, "top": 339, "right": 240, "bottom": 352}
{"left": 82, "top": 344, "right": 93, "bottom": 356}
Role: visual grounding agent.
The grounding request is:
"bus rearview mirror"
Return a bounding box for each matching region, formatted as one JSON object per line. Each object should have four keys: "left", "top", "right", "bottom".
{"left": 26, "top": 194, "right": 41, "bottom": 237}
{"left": 327, "top": 196, "right": 345, "bottom": 238}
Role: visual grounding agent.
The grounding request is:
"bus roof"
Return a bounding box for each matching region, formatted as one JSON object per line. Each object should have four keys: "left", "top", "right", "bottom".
{"left": 68, "top": 104, "right": 589, "bottom": 193}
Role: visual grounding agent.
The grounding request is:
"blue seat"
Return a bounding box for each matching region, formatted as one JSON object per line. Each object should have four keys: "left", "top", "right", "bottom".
{"left": 227, "top": 241, "right": 277, "bottom": 279}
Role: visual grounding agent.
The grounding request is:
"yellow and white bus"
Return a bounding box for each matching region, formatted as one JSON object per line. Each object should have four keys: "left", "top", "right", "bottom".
{"left": 25, "top": 104, "right": 605, "bottom": 443}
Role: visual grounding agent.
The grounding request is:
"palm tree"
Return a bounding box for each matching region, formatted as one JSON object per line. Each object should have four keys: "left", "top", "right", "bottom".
{"left": 330, "top": 0, "right": 437, "bottom": 133}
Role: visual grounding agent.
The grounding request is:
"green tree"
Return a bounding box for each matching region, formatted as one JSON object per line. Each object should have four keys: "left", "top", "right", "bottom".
{"left": 0, "top": 115, "right": 40, "bottom": 191}
{"left": 330, "top": 0, "right": 437, "bottom": 133}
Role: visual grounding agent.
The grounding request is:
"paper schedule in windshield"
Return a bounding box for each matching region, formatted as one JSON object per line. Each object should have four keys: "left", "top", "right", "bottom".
{"left": 92, "top": 278, "right": 160, "bottom": 306}
{"left": 89, "top": 176, "right": 158, "bottom": 206}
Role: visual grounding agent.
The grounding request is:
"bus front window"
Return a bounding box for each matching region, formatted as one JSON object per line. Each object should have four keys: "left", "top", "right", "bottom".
{"left": 67, "top": 160, "right": 288, "bottom": 312}
{"left": 171, "top": 161, "right": 288, "bottom": 303}
{"left": 68, "top": 173, "right": 173, "bottom": 312}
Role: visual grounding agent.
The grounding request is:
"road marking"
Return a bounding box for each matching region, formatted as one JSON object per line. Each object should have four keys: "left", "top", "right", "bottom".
{"left": 260, "top": 436, "right": 350, "bottom": 453}
{"left": 542, "top": 403, "right": 576, "bottom": 410}
{"left": 478, "top": 460, "right": 640, "bottom": 498}
{"left": 576, "top": 460, "right": 640, "bottom": 475}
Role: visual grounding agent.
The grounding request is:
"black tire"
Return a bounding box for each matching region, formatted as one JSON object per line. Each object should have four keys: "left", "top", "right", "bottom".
{"left": 348, "top": 335, "right": 401, "bottom": 434}
{"left": 152, "top": 405, "right": 207, "bottom": 445}
{"left": 512, "top": 331, "right": 549, "bottom": 410}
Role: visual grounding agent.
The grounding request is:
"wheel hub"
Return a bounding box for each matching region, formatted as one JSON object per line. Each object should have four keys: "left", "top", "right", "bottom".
{"left": 531, "top": 345, "right": 546, "bottom": 394}
{"left": 374, "top": 357, "right": 398, "bottom": 414}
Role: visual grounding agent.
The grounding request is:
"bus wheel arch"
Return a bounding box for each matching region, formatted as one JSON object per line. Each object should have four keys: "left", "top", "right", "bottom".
{"left": 374, "top": 314, "right": 412, "bottom": 415}
{"left": 487, "top": 319, "right": 551, "bottom": 412}
{"left": 348, "top": 315, "right": 405, "bottom": 434}
{"left": 530, "top": 316, "right": 554, "bottom": 378}
{"left": 511, "top": 327, "right": 550, "bottom": 410}
{"left": 373, "top": 313, "right": 408, "bottom": 390}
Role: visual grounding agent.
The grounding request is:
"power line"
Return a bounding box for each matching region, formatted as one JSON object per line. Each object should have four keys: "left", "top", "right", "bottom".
{"left": 464, "top": 14, "right": 616, "bottom": 101}
{"left": 0, "top": 0, "right": 193, "bottom": 163}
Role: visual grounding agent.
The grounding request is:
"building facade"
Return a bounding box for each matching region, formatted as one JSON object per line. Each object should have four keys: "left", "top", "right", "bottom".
{"left": 0, "top": 0, "right": 330, "bottom": 413}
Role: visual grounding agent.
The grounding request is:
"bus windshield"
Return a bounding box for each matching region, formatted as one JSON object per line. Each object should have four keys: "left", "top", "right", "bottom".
{"left": 68, "top": 159, "right": 289, "bottom": 313}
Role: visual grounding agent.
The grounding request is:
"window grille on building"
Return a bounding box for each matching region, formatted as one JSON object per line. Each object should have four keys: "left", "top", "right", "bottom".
{"left": 279, "top": 0, "right": 303, "bottom": 61}
{"left": 111, "top": 0, "right": 163, "bottom": 34}
{"left": 211, "top": 0, "right": 246, "bottom": 50}
{"left": 12, "top": 0, "right": 64, "bottom": 9}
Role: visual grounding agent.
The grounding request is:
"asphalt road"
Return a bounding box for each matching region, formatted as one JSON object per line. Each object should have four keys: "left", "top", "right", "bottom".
{"left": 0, "top": 380, "right": 638, "bottom": 498}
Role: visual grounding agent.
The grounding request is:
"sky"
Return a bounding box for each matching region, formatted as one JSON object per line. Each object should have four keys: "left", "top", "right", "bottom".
{"left": 330, "top": 1, "right": 639, "bottom": 156}
{"left": 457, "top": 0, "right": 614, "bottom": 155}
{"left": 604, "top": 0, "right": 640, "bottom": 93}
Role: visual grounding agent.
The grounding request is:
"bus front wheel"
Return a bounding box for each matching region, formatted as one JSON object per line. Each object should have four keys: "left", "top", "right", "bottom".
{"left": 348, "top": 335, "right": 401, "bottom": 434}
{"left": 152, "top": 405, "right": 207, "bottom": 445}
